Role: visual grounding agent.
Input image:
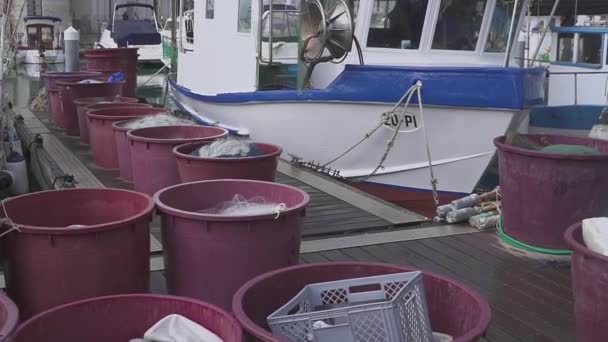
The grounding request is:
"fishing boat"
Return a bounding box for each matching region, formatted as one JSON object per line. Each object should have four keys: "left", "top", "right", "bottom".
{"left": 16, "top": 16, "right": 64, "bottom": 65}
{"left": 97, "top": 2, "right": 163, "bottom": 63}
{"left": 169, "top": 0, "right": 545, "bottom": 215}
{"left": 528, "top": 22, "right": 608, "bottom": 136}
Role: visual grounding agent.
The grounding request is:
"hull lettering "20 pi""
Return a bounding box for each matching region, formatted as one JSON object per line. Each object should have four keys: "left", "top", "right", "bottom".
{"left": 383, "top": 112, "right": 420, "bottom": 133}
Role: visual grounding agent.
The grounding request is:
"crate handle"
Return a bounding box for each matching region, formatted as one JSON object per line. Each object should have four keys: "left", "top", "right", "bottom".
{"left": 287, "top": 304, "right": 302, "bottom": 316}
{"left": 349, "top": 283, "right": 382, "bottom": 294}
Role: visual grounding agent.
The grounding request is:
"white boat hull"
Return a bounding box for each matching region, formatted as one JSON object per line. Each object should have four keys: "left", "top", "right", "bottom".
{"left": 171, "top": 87, "right": 523, "bottom": 195}
{"left": 17, "top": 49, "right": 65, "bottom": 64}
{"left": 98, "top": 29, "right": 163, "bottom": 64}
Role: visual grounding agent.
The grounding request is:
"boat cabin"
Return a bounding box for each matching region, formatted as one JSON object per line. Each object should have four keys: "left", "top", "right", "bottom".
{"left": 110, "top": 3, "right": 161, "bottom": 47}
{"left": 20, "top": 16, "right": 62, "bottom": 50}
{"left": 548, "top": 25, "right": 608, "bottom": 105}
{"left": 176, "top": 0, "right": 530, "bottom": 96}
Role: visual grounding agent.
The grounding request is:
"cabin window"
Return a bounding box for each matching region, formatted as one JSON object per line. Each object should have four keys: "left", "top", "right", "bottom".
{"left": 432, "top": 0, "right": 487, "bottom": 51}
{"left": 556, "top": 33, "right": 574, "bottom": 62}
{"left": 238, "top": 0, "right": 252, "bottom": 32}
{"left": 206, "top": 0, "right": 214, "bottom": 19}
{"left": 485, "top": 0, "right": 520, "bottom": 52}
{"left": 577, "top": 33, "right": 603, "bottom": 66}
{"left": 41, "top": 27, "right": 53, "bottom": 43}
{"left": 367, "top": 0, "right": 429, "bottom": 49}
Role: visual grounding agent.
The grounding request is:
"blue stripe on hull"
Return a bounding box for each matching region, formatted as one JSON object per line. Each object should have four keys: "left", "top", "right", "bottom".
{"left": 171, "top": 65, "right": 546, "bottom": 110}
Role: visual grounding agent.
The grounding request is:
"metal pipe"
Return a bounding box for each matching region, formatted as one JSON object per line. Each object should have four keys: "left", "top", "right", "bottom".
{"left": 171, "top": 0, "right": 177, "bottom": 70}
{"left": 504, "top": 0, "right": 521, "bottom": 67}
{"left": 179, "top": 0, "right": 184, "bottom": 52}
{"left": 268, "top": 0, "right": 274, "bottom": 65}
{"left": 530, "top": 0, "right": 561, "bottom": 65}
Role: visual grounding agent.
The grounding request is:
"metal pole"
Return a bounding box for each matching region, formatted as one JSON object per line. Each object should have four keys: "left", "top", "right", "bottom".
{"left": 64, "top": 26, "right": 79, "bottom": 72}
{"left": 530, "top": 0, "right": 560, "bottom": 65}
{"left": 171, "top": 0, "right": 177, "bottom": 70}
{"left": 178, "top": 0, "right": 183, "bottom": 51}
{"left": 268, "top": 0, "right": 273, "bottom": 65}
{"left": 504, "top": 0, "right": 521, "bottom": 67}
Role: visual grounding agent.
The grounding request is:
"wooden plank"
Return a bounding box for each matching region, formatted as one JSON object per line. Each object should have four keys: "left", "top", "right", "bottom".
{"left": 277, "top": 161, "right": 425, "bottom": 223}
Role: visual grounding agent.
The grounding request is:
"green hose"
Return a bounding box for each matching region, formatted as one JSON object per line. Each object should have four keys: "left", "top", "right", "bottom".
{"left": 498, "top": 217, "right": 572, "bottom": 255}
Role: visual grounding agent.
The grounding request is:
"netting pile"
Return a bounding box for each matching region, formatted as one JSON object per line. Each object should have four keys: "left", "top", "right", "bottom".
{"left": 125, "top": 114, "right": 196, "bottom": 129}
{"left": 198, "top": 194, "right": 286, "bottom": 216}
{"left": 193, "top": 139, "right": 265, "bottom": 158}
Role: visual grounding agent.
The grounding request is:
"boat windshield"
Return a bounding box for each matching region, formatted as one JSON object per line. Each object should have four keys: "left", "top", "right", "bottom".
{"left": 367, "top": 0, "right": 429, "bottom": 50}
{"left": 432, "top": 0, "right": 487, "bottom": 51}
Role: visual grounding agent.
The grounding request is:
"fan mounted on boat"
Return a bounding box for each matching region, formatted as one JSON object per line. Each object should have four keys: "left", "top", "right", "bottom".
{"left": 300, "top": 0, "right": 356, "bottom": 83}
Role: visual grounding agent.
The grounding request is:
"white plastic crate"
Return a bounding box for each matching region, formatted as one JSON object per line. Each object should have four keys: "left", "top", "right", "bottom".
{"left": 267, "top": 272, "right": 433, "bottom": 342}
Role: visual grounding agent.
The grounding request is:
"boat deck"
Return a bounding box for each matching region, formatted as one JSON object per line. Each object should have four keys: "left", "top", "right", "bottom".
{"left": 7, "top": 103, "right": 575, "bottom": 341}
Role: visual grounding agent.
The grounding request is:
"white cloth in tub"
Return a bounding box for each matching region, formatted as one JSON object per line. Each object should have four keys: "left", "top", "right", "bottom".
{"left": 582, "top": 217, "right": 608, "bottom": 257}
{"left": 134, "top": 314, "right": 224, "bottom": 342}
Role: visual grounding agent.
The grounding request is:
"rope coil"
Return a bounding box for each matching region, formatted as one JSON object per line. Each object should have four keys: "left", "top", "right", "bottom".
{"left": 0, "top": 200, "right": 20, "bottom": 239}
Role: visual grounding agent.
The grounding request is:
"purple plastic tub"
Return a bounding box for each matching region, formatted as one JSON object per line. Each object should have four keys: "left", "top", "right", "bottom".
{"left": 0, "top": 295, "right": 18, "bottom": 342}
{"left": 565, "top": 223, "right": 608, "bottom": 342}
{"left": 128, "top": 126, "right": 228, "bottom": 195}
{"left": 42, "top": 71, "right": 102, "bottom": 126}
{"left": 154, "top": 179, "right": 310, "bottom": 311}
{"left": 13, "top": 294, "right": 243, "bottom": 342}
{"left": 84, "top": 48, "right": 139, "bottom": 98}
{"left": 73, "top": 97, "right": 139, "bottom": 145}
{"left": 233, "top": 262, "right": 492, "bottom": 342}
{"left": 1, "top": 188, "right": 154, "bottom": 319}
{"left": 495, "top": 134, "right": 608, "bottom": 250}
{"left": 57, "top": 81, "right": 125, "bottom": 136}
{"left": 173, "top": 141, "right": 282, "bottom": 183}
{"left": 88, "top": 107, "right": 166, "bottom": 169}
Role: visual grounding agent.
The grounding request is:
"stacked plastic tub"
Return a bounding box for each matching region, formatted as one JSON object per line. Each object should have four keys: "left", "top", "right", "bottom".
{"left": 42, "top": 72, "right": 102, "bottom": 126}
{"left": 0, "top": 295, "right": 18, "bottom": 341}
{"left": 73, "top": 97, "right": 139, "bottom": 145}
{"left": 154, "top": 179, "right": 310, "bottom": 311}
{"left": 84, "top": 48, "right": 139, "bottom": 98}
{"left": 88, "top": 107, "right": 166, "bottom": 169}
{"left": 57, "top": 81, "right": 125, "bottom": 135}
{"left": 565, "top": 224, "right": 608, "bottom": 342}
{"left": 495, "top": 134, "right": 608, "bottom": 251}
{"left": 173, "top": 141, "right": 282, "bottom": 182}
{"left": 128, "top": 126, "right": 228, "bottom": 195}
{"left": 1, "top": 188, "right": 154, "bottom": 319}
{"left": 13, "top": 294, "right": 242, "bottom": 342}
{"left": 233, "top": 262, "right": 492, "bottom": 342}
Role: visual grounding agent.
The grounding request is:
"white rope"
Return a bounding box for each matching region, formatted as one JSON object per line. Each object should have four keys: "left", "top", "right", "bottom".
{"left": 273, "top": 203, "right": 287, "bottom": 220}
{"left": 356, "top": 83, "right": 421, "bottom": 182}
{"left": 415, "top": 81, "right": 439, "bottom": 206}
{"left": 322, "top": 82, "right": 422, "bottom": 168}
{"left": 0, "top": 200, "right": 20, "bottom": 239}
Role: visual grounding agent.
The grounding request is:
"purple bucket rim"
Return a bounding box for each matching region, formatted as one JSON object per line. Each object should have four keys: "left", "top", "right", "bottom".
{"left": 232, "top": 261, "right": 492, "bottom": 342}
{"left": 0, "top": 188, "right": 154, "bottom": 235}
{"left": 494, "top": 135, "right": 608, "bottom": 161}
{"left": 56, "top": 80, "right": 126, "bottom": 88}
{"left": 42, "top": 71, "right": 102, "bottom": 79}
{"left": 0, "top": 295, "right": 19, "bottom": 340}
{"left": 153, "top": 179, "right": 310, "bottom": 222}
{"left": 173, "top": 141, "right": 283, "bottom": 162}
{"left": 14, "top": 293, "right": 243, "bottom": 341}
{"left": 564, "top": 223, "right": 608, "bottom": 262}
{"left": 74, "top": 96, "right": 139, "bottom": 106}
{"left": 111, "top": 119, "right": 135, "bottom": 133}
{"left": 84, "top": 47, "right": 139, "bottom": 54}
{"left": 127, "top": 125, "right": 228, "bottom": 145}
{"left": 87, "top": 107, "right": 167, "bottom": 122}
{"left": 84, "top": 102, "right": 152, "bottom": 111}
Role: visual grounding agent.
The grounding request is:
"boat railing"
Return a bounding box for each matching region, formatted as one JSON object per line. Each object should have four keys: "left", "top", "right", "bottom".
{"left": 257, "top": 1, "right": 300, "bottom": 65}
{"left": 548, "top": 70, "right": 608, "bottom": 105}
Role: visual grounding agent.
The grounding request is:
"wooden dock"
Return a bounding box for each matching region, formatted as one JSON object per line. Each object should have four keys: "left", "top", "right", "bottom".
{"left": 8, "top": 103, "right": 576, "bottom": 342}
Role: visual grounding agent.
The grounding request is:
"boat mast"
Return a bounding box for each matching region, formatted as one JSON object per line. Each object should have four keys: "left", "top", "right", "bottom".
{"left": 530, "top": 0, "right": 561, "bottom": 66}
